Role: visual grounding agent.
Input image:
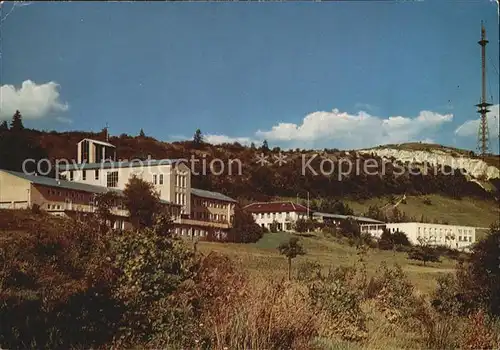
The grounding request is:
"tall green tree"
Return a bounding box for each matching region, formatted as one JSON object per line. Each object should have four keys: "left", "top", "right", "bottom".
{"left": 10, "top": 110, "right": 24, "bottom": 131}
{"left": 193, "top": 129, "right": 203, "bottom": 148}
{"left": 123, "top": 176, "right": 161, "bottom": 229}
{"left": 139, "top": 128, "right": 146, "bottom": 137}
{"left": 0, "top": 120, "right": 8, "bottom": 132}
{"left": 278, "top": 236, "right": 306, "bottom": 280}
{"left": 225, "top": 205, "right": 263, "bottom": 243}
{"left": 261, "top": 139, "right": 269, "bottom": 153}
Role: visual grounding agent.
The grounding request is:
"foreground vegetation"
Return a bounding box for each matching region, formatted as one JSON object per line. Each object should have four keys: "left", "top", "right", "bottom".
{"left": 0, "top": 208, "right": 499, "bottom": 349}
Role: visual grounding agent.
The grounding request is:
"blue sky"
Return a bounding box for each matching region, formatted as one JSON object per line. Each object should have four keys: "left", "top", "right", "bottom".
{"left": 1, "top": 1, "right": 499, "bottom": 152}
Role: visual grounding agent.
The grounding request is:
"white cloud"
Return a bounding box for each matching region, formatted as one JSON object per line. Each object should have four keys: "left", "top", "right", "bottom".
{"left": 454, "top": 104, "right": 499, "bottom": 138}
{"left": 255, "top": 108, "right": 453, "bottom": 149}
{"left": 0, "top": 80, "right": 69, "bottom": 121}
{"left": 204, "top": 134, "right": 256, "bottom": 146}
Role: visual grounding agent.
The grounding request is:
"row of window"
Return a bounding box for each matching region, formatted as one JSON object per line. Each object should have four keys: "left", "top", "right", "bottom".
{"left": 46, "top": 188, "right": 88, "bottom": 200}
{"left": 176, "top": 174, "right": 187, "bottom": 188}
{"left": 193, "top": 199, "right": 228, "bottom": 210}
{"left": 417, "top": 227, "right": 473, "bottom": 235}
{"left": 175, "top": 227, "right": 208, "bottom": 237}
{"left": 254, "top": 212, "right": 305, "bottom": 220}
{"left": 193, "top": 212, "right": 227, "bottom": 222}
{"left": 68, "top": 169, "right": 101, "bottom": 182}
{"left": 416, "top": 232, "right": 473, "bottom": 243}
{"left": 176, "top": 192, "right": 187, "bottom": 206}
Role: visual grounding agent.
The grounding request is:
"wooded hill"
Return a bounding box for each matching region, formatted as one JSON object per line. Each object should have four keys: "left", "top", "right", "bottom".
{"left": 1, "top": 124, "right": 499, "bottom": 204}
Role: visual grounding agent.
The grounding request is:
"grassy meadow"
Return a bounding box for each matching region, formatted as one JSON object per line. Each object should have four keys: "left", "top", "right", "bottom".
{"left": 198, "top": 231, "right": 456, "bottom": 294}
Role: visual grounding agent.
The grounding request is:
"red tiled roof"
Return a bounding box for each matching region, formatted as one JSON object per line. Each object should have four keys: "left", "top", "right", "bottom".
{"left": 243, "top": 201, "right": 308, "bottom": 213}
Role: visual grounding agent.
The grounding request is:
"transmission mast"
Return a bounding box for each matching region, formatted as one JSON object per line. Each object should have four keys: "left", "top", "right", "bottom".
{"left": 476, "top": 22, "right": 492, "bottom": 157}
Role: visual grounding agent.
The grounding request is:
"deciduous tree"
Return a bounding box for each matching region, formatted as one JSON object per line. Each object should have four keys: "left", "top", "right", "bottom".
{"left": 278, "top": 236, "right": 306, "bottom": 280}
{"left": 123, "top": 176, "right": 161, "bottom": 229}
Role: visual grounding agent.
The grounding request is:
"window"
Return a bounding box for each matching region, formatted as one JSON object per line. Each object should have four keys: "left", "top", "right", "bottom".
{"left": 95, "top": 169, "right": 99, "bottom": 180}
{"left": 153, "top": 174, "right": 157, "bottom": 185}
{"left": 69, "top": 171, "right": 74, "bottom": 181}
{"left": 106, "top": 171, "right": 119, "bottom": 187}
{"left": 159, "top": 174, "right": 163, "bottom": 185}
{"left": 82, "top": 170, "right": 86, "bottom": 180}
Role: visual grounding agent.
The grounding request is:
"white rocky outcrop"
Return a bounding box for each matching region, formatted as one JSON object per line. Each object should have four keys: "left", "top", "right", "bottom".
{"left": 358, "top": 148, "right": 499, "bottom": 180}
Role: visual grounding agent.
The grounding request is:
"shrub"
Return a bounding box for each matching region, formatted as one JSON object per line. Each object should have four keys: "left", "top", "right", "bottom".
{"left": 109, "top": 227, "right": 199, "bottom": 347}
{"left": 460, "top": 310, "right": 500, "bottom": 349}
{"left": 431, "top": 222, "right": 500, "bottom": 318}
{"left": 307, "top": 270, "right": 368, "bottom": 342}
{"left": 30, "top": 203, "right": 41, "bottom": 215}
{"left": 368, "top": 263, "right": 421, "bottom": 325}
{"left": 0, "top": 218, "right": 121, "bottom": 349}
{"left": 294, "top": 218, "right": 308, "bottom": 233}
{"left": 269, "top": 220, "right": 280, "bottom": 233}
{"left": 297, "top": 260, "right": 322, "bottom": 282}
{"left": 225, "top": 206, "right": 263, "bottom": 243}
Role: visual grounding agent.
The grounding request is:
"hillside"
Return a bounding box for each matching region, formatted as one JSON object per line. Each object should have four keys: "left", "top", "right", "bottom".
{"left": 360, "top": 142, "right": 500, "bottom": 180}
{"left": 1, "top": 128, "right": 499, "bottom": 206}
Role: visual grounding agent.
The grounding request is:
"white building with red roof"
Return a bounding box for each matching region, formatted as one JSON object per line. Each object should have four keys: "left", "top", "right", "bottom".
{"left": 243, "top": 201, "right": 309, "bottom": 232}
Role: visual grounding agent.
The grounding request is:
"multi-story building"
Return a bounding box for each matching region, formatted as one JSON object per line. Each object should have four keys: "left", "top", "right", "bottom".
{"left": 0, "top": 169, "right": 151, "bottom": 230}
{"left": 59, "top": 158, "right": 192, "bottom": 215}
{"left": 243, "top": 201, "right": 309, "bottom": 231}
{"left": 174, "top": 188, "right": 236, "bottom": 239}
{"left": 58, "top": 138, "right": 236, "bottom": 238}
{"left": 360, "top": 222, "right": 476, "bottom": 250}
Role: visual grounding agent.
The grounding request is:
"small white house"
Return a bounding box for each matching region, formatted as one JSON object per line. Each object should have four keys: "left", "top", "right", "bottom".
{"left": 243, "top": 201, "right": 309, "bottom": 232}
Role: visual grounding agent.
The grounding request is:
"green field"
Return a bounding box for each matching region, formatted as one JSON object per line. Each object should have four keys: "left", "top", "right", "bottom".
{"left": 198, "top": 231, "right": 457, "bottom": 294}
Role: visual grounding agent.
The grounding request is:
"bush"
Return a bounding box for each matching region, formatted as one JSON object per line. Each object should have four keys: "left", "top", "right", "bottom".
{"left": 294, "top": 218, "right": 308, "bottom": 233}
{"left": 110, "top": 227, "right": 199, "bottom": 347}
{"left": 432, "top": 222, "right": 500, "bottom": 317}
{"left": 460, "top": 310, "right": 500, "bottom": 349}
{"left": 0, "top": 218, "right": 121, "bottom": 349}
{"left": 301, "top": 260, "right": 368, "bottom": 342}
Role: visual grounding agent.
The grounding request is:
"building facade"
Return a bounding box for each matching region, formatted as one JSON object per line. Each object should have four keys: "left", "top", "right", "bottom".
{"left": 360, "top": 222, "right": 476, "bottom": 250}
{"left": 59, "top": 159, "right": 192, "bottom": 215}
{"left": 57, "top": 138, "right": 236, "bottom": 237}
{"left": 244, "top": 201, "right": 309, "bottom": 231}
{"left": 174, "top": 188, "right": 236, "bottom": 239}
{"left": 0, "top": 169, "right": 135, "bottom": 230}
